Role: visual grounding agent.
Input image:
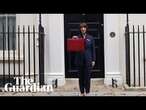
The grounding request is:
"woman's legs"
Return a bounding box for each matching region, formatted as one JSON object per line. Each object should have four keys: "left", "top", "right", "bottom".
{"left": 79, "top": 66, "right": 85, "bottom": 94}
{"left": 84, "top": 66, "right": 91, "bottom": 94}
{"left": 79, "top": 66, "right": 91, "bottom": 95}
{"left": 78, "top": 58, "right": 91, "bottom": 95}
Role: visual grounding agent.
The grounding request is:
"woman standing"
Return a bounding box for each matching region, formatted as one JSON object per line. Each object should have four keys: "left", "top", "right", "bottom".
{"left": 73, "top": 23, "right": 96, "bottom": 96}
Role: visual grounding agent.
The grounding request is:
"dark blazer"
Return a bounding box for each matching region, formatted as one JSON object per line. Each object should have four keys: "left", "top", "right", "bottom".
{"left": 75, "top": 34, "right": 96, "bottom": 67}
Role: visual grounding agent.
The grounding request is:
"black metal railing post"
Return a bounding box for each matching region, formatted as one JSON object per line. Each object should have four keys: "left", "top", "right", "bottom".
{"left": 23, "top": 26, "right": 25, "bottom": 86}
{"left": 2, "top": 24, "right": 5, "bottom": 86}
{"left": 138, "top": 25, "right": 141, "bottom": 86}
{"left": 28, "top": 26, "right": 31, "bottom": 79}
{"left": 39, "top": 14, "right": 45, "bottom": 85}
{"left": 143, "top": 25, "right": 146, "bottom": 86}
{"left": 133, "top": 25, "right": 136, "bottom": 87}
{"left": 33, "top": 25, "right": 36, "bottom": 83}
{"left": 125, "top": 13, "right": 131, "bottom": 86}
{"left": 8, "top": 24, "right": 10, "bottom": 84}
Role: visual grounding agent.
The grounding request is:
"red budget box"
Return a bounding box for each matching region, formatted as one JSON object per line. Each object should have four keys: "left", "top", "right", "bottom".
{"left": 67, "top": 38, "right": 85, "bottom": 52}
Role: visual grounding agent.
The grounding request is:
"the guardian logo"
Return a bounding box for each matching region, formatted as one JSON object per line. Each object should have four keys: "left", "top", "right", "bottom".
{"left": 3, "top": 77, "right": 53, "bottom": 93}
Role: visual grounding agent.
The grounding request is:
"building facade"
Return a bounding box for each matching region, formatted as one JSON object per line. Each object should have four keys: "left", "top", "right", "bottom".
{"left": 0, "top": 14, "right": 145, "bottom": 87}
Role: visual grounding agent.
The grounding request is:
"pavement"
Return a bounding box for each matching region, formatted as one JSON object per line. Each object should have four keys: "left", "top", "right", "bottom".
{"left": 1, "top": 79, "right": 146, "bottom": 96}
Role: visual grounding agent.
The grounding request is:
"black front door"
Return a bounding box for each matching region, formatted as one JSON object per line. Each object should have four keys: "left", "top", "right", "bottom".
{"left": 64, "top": 14, "right": 104, "bottom": 78}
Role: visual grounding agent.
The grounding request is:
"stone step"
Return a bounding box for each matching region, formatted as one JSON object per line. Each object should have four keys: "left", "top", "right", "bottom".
{"left": 65, "top": 78, "right": 104, "bottom": 85}
{"left": 54, "top": 78, "right": 105, "bottom": 92}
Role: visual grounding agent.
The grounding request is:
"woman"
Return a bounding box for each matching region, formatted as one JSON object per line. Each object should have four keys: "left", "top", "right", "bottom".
{"left": 73, "top": 23, "right": 96, "bottom": 96}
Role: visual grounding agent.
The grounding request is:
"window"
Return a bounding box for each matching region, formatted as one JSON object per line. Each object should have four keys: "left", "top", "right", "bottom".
{"left": 0, "top": 14, "right": 16, "bottom": 50}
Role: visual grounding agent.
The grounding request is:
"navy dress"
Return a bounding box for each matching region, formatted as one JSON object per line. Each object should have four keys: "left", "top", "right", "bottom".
{"left": 75, "top": 34, "right": 96, "bottom": 93}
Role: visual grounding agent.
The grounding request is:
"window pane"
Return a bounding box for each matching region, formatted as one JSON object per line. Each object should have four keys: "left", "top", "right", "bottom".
{"left": 0, "top": 16, "right": 6, "bottom": 50}
{"left": 8, "top": 16, "right": 16, "bottom": 50}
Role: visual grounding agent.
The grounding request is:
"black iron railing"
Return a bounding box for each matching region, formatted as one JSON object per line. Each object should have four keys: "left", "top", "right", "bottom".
{"left": 0, "top": 24, "right": 44, "bottom": 87}
{"left": 125, "top": 24, "right": 146, "bottom": 87}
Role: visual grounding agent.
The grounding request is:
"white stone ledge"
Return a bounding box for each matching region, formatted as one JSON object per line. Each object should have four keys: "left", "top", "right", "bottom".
{"left": 44, "top": 73, "right": 65, "bottom": 86}
{"left": 104, "top": 72, "right": 123, "bottom": 86}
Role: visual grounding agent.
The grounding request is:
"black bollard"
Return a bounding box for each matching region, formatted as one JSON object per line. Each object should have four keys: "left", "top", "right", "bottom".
{"left": 112, "top": 78, "right": 118, "bottom": 88}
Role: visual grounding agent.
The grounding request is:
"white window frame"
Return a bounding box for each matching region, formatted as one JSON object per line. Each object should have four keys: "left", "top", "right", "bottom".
{"left": 0, "top": 14, "right": 23, "bottom": 61}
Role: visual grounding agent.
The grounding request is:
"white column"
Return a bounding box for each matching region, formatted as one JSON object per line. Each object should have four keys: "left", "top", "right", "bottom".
{"left": 41, "top": 14, "right": 65, "bottom": 86}
{"left": 104, "top": 14, "right": 126, "bottom": 86}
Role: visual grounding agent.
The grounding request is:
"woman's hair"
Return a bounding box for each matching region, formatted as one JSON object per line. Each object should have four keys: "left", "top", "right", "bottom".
{"left": 79, "top": 22, "right": 88, "bottom": 29}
